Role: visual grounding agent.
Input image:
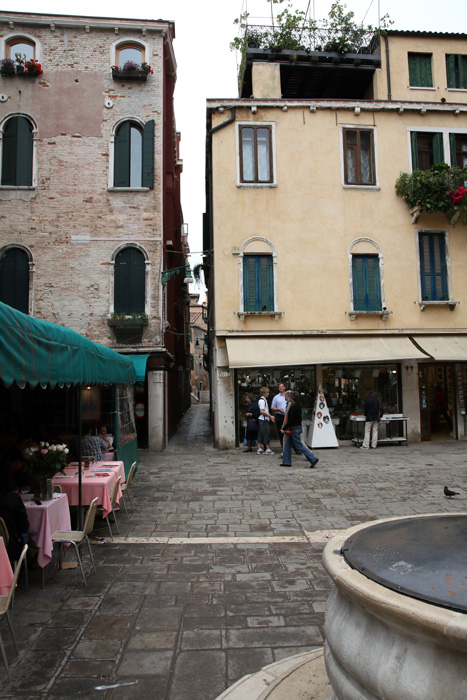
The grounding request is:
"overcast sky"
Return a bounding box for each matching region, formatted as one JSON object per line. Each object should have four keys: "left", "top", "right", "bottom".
{"left": 12, "top": 0, "right": 467, "bottom": 297}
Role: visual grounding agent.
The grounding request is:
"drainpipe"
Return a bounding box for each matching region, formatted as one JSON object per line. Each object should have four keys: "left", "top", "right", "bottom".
{"left": 384, "top": 34, "right": 392, "bottom": 102}
{"left": 206, "top": 107, "right": 236, "bottom": 445}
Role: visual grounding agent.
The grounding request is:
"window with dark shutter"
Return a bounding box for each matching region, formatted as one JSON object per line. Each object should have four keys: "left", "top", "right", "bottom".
{"left": 114, "top": 247, "right": 146, "bottom": 313}
{"left": 1, "top": 116, "right": 33, "bottom": 186}
{"left": 114, "top": 119, "right": 153, "bottom": 188}
{"left": 446, "top": 54, "right": 467, "bottom": 89}
{"left": 450, "top": 133, "right": 467, "bottom": 168}
{"left": 410, "top": 132, "right": 444, "bottom": 171}
{"left": 243, "top": 255, "right": 273, "bottom": 312}
{"left": 418, "top": 233, "right": 448, "bottom": 301}
{"left": 0, "top": 247, "right": 29, "bottom": 313}
{"left": 408, "top": 53, "right": 433, "bottom": 87}
{"left": 352, "top": 255, "right": 381, "bottom": 311}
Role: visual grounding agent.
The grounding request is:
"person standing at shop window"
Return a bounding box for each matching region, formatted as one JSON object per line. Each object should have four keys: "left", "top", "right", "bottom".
{"left": 257, "top": 387, "right": 275, "bottom": 455}
{"left": 361, "top": 388, "right": 380, "bottom": 449}
{"left": 271, "top": 383, "right": 287, "bottom": 455}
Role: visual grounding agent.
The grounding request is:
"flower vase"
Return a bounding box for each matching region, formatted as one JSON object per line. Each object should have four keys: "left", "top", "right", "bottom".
{"left": 40, "top": 478, "right": 53, "bottom": 501}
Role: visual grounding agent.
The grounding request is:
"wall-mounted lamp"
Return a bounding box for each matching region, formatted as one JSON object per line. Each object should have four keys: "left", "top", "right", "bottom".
{"left": 161, "top": 264, "right": 193, "bottom": 285}
{"left": 405, "top": 365, "right": 414, "bottom": 376}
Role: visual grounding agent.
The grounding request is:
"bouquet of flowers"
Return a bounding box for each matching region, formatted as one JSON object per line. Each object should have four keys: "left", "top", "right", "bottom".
{"left": 24, "top": 442, "right": 69, "bottom": 481}
{"left": 24, "top": 58, "right": 43, "bottom": 76}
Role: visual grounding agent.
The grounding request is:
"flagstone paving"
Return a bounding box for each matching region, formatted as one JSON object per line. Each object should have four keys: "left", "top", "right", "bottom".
{"left": 0, "top": 404, "right": 465, "bottom": 698}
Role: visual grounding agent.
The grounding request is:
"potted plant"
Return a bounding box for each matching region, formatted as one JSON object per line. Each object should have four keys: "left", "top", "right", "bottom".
{"left": 395, "top": 164, "right": 467, "bottom": 225}
{"left": 24, "top": 442, "right": 69, "bottom": 500}
{"left": 23, "top": 58, "right": 43, "bottom": 77}
{"left": 107, "top": 313, "right": 148, "bottom": 343}
{"left": 0, "top": 57, "right": 15, "bottom": 75}
{"left": 111, "top": 60, "right": 153, "bottom": 81}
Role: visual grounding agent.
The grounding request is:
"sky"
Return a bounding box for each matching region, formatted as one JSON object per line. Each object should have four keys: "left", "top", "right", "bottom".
{"left": 10, "top": 0, "right": 467, "bottom": 298}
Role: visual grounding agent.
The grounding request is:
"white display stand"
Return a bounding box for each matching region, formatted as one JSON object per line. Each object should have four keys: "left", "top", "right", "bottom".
{"left": 308, "top": 388, "right": 339, "bottom": 448}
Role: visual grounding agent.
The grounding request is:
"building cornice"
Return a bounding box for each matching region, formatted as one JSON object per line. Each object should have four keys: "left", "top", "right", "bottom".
{"left": 0, "top": 11, "right": 173, "bottom": 36}
{"left": 207, "top": 99, "right": 467, "bottom": 116}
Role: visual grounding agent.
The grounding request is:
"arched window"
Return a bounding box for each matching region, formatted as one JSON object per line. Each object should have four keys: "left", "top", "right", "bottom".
{"left": 0, "top": 246, "right": 31, "bottom": 314}
{"left": 114, "top": 247, "right": 146, "bottom": 314}
{"left": 239, "top": 238, "right": 279, "bottom": 318}
{"left": 113, "top": 119, "right": 154, "bottom": 188}
{"left": 348, "top": 239, "right": 386, "bottom": 316}
{"left": 6, "top": 36, "right": 36, "bottom": 62}
{"left": 115, "top": 42, "right": 145, "bottom": 68}
{"left": 1, "top": 115, "right": 34, "bottom": 186}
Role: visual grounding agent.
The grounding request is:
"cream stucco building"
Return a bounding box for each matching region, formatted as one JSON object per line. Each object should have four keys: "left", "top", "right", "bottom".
{"left": 205, "top": 29, "right": 467, "bottom": 449}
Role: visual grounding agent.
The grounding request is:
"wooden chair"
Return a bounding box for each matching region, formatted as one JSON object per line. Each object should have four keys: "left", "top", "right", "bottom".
{"left": 51, "top": 497, "right": 98, "bottom": 587}
{"left": 119, "top": 461, "right": 136, "bottom": 515}
{"left": 0, "top": 516, "right": 28, "bottom": 595}
{"left": 104, "top": 476, "right": 121, "bottom": 539}
{"left": 0, "top": 544, "right": 28, "bottom": 680}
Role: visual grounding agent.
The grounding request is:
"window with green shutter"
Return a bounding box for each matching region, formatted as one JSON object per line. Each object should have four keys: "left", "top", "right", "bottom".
{"left": 418, "top": 233, "right": 448, "bottom": 301}
{"left": 243, "top": 255, "right": 273, "bottom": 312}
{"left": 0, "top": 247, "right": 30, "bottom": 313}
{"left": 410, "top": 132, "right": 444, "bottom": 171}
{"left": 352, "top": 255, "right": 381, "bottom": 311}
{"left": 114, "top": 247, "right": 146, "bottom": 313}
{"left": 408, "top": 53, "right": 433, "bottom": 87}
{"left": 113, "top": 119, "right": 154, "bottom": 188}
{"left": 1, "top": 116, "right": 33, "bottom": 186}
{"left": 446, "top": 54, "right": 467, "bottom": 89}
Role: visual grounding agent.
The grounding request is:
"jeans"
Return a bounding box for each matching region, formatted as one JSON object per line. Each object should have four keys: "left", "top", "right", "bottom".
{"left": 283, "top": 428, "right": 317, "bottom": 465}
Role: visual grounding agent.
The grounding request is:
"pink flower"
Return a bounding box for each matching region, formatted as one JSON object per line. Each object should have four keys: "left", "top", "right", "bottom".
{"left": 40, "top": 449, "right": 48, "bottom": 454}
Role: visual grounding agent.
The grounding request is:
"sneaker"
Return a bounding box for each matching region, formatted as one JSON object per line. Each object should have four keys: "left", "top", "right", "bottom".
{"left": 264, "top": 449, "right": 274, "bottom": 455}
{"left": 257, "top": 448, "right": 264, "bottom": 454}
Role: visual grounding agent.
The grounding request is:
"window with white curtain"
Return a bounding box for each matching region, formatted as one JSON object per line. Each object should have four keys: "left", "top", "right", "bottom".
{"left": 343, "top": 128, "right": 376, "bottom": 186}
{"left": 239, "top": 124, "right": 273, "bottom": 184}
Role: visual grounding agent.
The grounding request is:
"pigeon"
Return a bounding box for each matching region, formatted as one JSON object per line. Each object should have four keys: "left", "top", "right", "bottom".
{"left": 444, "top": 486, "right": 460, "bottom": 498}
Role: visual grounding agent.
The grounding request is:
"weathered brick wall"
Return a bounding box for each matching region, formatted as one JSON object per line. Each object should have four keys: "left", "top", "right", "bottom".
{"left": 0, "top": 17, "right": 168, "bottom": 347}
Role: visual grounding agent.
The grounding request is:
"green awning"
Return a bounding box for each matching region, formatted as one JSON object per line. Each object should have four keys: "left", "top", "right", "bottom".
{"left": 128, "top": 354, "right": 150, "bottom": 381}
{"left": 0, "top": 302, "right": 137, "bottom": 388}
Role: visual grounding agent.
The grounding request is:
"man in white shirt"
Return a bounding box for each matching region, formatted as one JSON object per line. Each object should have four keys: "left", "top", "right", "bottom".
{"left": 271, "top": 383, "right": 287, "bottom": 454}
{"left": 257, "top": 387, "right": 275, "bottom": 455}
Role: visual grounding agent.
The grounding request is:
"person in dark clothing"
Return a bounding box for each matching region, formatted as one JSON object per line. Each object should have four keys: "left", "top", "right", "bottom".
{"left": 280, "top": 391, "right": 319, "bottom": 468}
{"left": 0, "top": 477, "right": 30, "bottom": 562}
{"left": 361, "top": 388, "right": 380, "bottom": 449}
{"left": 244, "top": 394, "right": 259, "bottom": 453}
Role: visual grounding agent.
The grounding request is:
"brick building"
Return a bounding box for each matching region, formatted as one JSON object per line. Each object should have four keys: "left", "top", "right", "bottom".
{"left": 0, "top": 11, "right": 190, "bottom": 450}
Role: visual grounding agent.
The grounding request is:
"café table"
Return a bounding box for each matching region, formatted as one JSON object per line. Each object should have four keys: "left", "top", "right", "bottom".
{"left": 68, "top": 460, "right": 126, "bottom": 484}
{"left": 24, "top": 493, "right": 71, "bottom": 569}
{"left": 0, "top": 536, "right": 13, "bottom": 595}
{"left": 52, "top": 467, "right": 121, "bottom": 517}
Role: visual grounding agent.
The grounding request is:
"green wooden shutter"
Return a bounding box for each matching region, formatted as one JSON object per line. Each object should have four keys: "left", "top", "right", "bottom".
{"left": 114, "top": 121, "right": 131, "bottom": 187}
{"left": 410, "top": 132, "right": 419, "bottom": 170}
{"left": 460, "top": 55, "right": 467, "bottom": 89}
{"left": 16, "top": 117, "right": 33, "bottom": 186}
{"left": 419, "top": 233, "right": 448, "bottom": 301}
{"left": 0, "top": 247, "right": 29, "bottom": 313}
{"left": 408, "top": 53, "right": 432, "bottom": 87}
{"left": 446, "top": 54, "right": 456, "bottom": 88}
{"left": 450, "top": 133, "right": 457, "bottom": 166}
{"left": 352, "top": 256, "right": 365, "bottom": 310}
{"left": 366, "top": 257, "right": 381, "bottom": 311}
{"left": 142, "top": 119, "right": 154, "bottom": 188}
{"left": 114, "top": 247, "right": 145, "bottom": 313}
{"left": 258, "top": 256, "right": 273, "bottom": 311}
{"left": 432, "top": 133, "right": 444, "bottom": 164}
{"left": 352, "top": 255, "right": 381, "bottom": 311}
{"left": 243, "top": 256, "right": 256, "bottom": 312}
{"left": 1, "top": 117, "right": 18, "bottom": 185}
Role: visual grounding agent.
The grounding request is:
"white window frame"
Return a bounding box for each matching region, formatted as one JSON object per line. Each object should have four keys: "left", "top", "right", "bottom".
{"left": 236, "top": 122, "right": 277, "bottom": 188}
{"left": 1, "top": 32, "right": 42, "bottom": 63}
{"left": 415, "top": 228, "right": 458, "bottom": 310}
{"left": 340, "top": 124, "right": 380, "bottom": 190}
{"left": 237, "top": 237, "right": 281, "bottom": 320}
{"left": 110, "top": 38, "right": 149, "bottom": 69}
{"left": 406, "top": 125, "right": 467, "bottom": 172}
{"left": 0, "top": 113, "right": 38, "bottom": 195}
{"left": 0, "top": 243, "right": 35, "bottom": 315}
{"left": 108, "top": 117, "right": 149, "bottom": 191}
{"left": 110, "top": 243, "right": 151, "bottom": 315}
{"left": 348, "top": 238, "right": 390, "bottom": 320}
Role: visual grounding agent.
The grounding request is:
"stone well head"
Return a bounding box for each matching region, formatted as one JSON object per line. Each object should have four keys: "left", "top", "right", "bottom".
{"left": 322, "top": 513, "right": 467, "bottom": 700}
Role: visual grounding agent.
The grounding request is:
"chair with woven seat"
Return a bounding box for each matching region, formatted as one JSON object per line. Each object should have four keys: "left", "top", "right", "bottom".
{"left": 0, "top": 516, "right": 28, "bottom": 595}
{"left": 103, "top": 476, "right": 121, "bottom": 539}
{"left": 51, "top": 497, "right": 98, "bottom": 587}
{"left": 0, "top": 544, "right": 28, "bottom": 681}
{"left": 119, "top": 461, "right": 136, "bottom": 516}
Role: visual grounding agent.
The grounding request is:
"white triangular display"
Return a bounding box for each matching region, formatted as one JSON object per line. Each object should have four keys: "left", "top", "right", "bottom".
{"left": 308, "top": 387, "right": 339, "bottom": 448}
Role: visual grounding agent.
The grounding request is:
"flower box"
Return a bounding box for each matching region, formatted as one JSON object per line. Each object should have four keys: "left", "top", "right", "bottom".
{"left": 111, "top": 68, "right": 148, "bottom": 81}
{"left": 107, "top": 316, "right": 148, "bottom": 344}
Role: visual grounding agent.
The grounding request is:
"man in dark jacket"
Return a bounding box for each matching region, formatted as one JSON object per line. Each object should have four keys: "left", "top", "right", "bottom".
{"left": 361, "top": 388, "right": 380, "bottom": 449}
{"left": 0, "top": 477, "right": 29, "bottom": 561}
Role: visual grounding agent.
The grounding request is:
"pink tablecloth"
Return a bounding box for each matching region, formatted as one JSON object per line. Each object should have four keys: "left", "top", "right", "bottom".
{"left": 0, "top": 536, "right": 14, "bottom": 595}
{"left": 52, "top": 469, "right": 120, "bottom": 518}
{"left": 25, "top": 493, "right": 71, "bottom": 568}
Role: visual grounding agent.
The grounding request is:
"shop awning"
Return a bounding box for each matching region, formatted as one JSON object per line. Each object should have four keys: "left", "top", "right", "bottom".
{"left": 225, "top": 336, "right": 429, "bottom": 369}
{"left": 412, "top": 335, "right": 467, "bottom": 361}
{"left": 0, "top": 302, "right": 137, "bottom": 388}
{"left": 128, "top": 354, "right": 150, "bottom": 381}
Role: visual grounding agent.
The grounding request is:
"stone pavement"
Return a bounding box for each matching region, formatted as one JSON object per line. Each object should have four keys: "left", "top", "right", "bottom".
{"left": 0, "top": 404, "right": 465, "bottom": 699}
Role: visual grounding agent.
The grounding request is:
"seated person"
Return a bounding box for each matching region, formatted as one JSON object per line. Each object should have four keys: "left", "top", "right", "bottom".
{"left": 0, "top": 475, "right": 30, "bottom": 562}
{"left": 97, "top": 425, "right": 113, "bottom": 451}
{"left": 0, "top": 448, "right": 30, "bottom": 491}
{"left": 81, "top": 428, "right": 107, "bottom": 463}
